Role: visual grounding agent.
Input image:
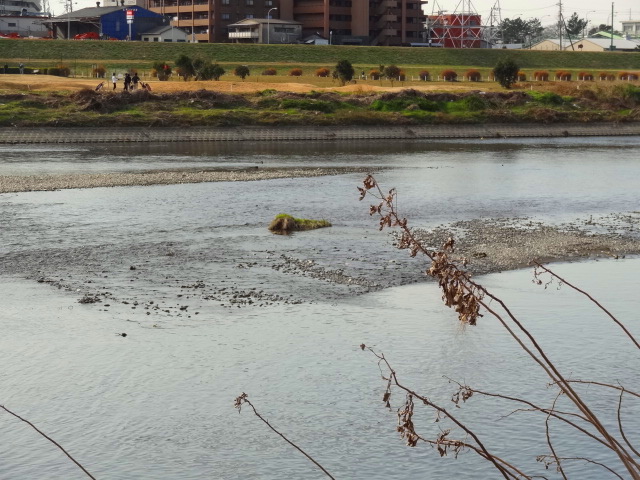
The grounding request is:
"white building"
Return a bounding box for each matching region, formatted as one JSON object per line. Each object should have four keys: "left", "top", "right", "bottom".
{"left": 621, "top": 20, "right": 640, "bottom": 39}
{"left": 227, "top": 18, "right": 302, "bottom": 44}
{"left": 530, "top": 37, "right": 640, "bottom": 52}
{"left": 141, "top": 24, "right": 189, "bottom": 42}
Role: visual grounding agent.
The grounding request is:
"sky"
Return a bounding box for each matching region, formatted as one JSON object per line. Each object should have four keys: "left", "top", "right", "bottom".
{"left": 427, "top": 0, "right": 639, "bottom": 30}
{"left": 65, "top": 0, "right": 640, "bottom": 30}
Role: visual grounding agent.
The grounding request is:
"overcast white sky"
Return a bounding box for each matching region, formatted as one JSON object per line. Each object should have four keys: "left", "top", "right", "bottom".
{"left": 68, "top": 0, "right": 639, "bottom": 30}
{"left": 428, "top": 0, "right": 639, "bottom": 29}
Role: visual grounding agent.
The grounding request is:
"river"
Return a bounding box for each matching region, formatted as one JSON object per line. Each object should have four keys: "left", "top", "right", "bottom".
{"left": 0, "top": 137, "right": 639, "bottom": 479}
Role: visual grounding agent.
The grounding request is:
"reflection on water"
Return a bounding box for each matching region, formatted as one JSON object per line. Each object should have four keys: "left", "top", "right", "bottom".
{"left": 0, "top": 259, "right": 638, "bottom": 479}
{"left": 0, "top": 137, "right": 639, "bottom": 479}
{"left": 1, "top": 136, "right": 640, "bottom": 175}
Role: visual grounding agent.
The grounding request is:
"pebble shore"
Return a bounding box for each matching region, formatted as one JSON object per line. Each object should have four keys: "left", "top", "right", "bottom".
{"left": 0, "top": 166, "right": 373, "bottom": 193}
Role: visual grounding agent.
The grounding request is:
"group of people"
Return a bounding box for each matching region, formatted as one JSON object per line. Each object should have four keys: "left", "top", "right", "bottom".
{"left": 110, "top": 72, "right": 151, "bottom": 91}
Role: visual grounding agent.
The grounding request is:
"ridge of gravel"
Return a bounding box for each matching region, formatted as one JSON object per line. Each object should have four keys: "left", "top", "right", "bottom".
{"left": 0, "top": 166, "right": 374, "bottom": 193}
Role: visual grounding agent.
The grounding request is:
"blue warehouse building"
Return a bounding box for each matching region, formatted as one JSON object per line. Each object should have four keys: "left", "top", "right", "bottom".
{"left": 48, "top": 4, "right": 169, "bottom": 40}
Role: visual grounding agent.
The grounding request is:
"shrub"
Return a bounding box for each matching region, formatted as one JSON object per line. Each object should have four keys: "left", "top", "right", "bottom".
{"left": 335, "top": 59, "right": 355, "bottom": 85}
{"left": 234, "top": 65, "right": 250, "bottom": 80}
{"left": 152, "top": 62, "right": 172, "bottom": 81}
{"left": 465, "top": 69, "right": 481, "bottom": 82}
{"left": 462, "top": 94, "right": 487, "bottom": 111}
{"left": 174, "top": 55, "right": 194, "bottom": 80}
{"left": 289, "top": 68, "right": 303, "bottom": 77}
{"left": 517, "top": 71, "right": 527, "bottom": 81}
{"left": 49, "top": 64, "right": 71, "bottom": 77}
{"left": 369, "top": 69, "right": 381, "bottom": 80}
{"left": 619, "top": 72, "right": 639, "bottom": 81}
{"left": 92, "top": 64, "right": 106, "bottom": 78}
{"left": 315, "top": 67, "right": 330, "bottom": 77}
{"left": 555, "top": 70, "right": 572, "bottom": 81}
{"left": 493, "top": 59, "right": 519, "bottom": 89}
{"left": 383, "top": 65, "right": 402, "bottom": 86}
{"left": 441, "top": 69, "right": 457, "bottom": 81}
{"left": 599, "top": 72, "right": 615, "bottom": 81}
{"left": 578, "top": 72, "right": 594, "bottom": 81}
{"left": 262, "top": 68, "right": 277, "bottom": 76}
{"left": 533, "top": 70, "right": 549, "bottom": 81}
{"left": 418, "top": 70, "right": 430, "bottom": 81}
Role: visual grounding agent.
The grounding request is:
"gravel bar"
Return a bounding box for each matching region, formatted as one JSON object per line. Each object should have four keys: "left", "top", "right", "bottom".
{"left": 0, "top": 166, "right": 374, "bottom": 193}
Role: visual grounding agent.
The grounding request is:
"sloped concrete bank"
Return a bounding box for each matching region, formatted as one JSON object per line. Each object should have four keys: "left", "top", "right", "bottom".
{"left": 1, "top": 123, "right": 640, "bottom": 144}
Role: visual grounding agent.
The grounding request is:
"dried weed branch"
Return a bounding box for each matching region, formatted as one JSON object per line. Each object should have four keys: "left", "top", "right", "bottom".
{"left": 234, "top": 393, "right": 336, "bottom": 480}
{"left": 0, "top": 405, "right": 96, "bottom": 479}
{"left": 358, "top": 174, "right": 640, "bottom": 479}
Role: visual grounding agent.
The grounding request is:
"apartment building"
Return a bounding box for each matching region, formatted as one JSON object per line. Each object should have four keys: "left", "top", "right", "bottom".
{"left": 147, "top": 0, "right": 425, "bottom": 44}
{"left": 280, "top": 0, "right": 426, "bottom": 46}
{"left": 146, "top": 0, "right": 276, "bottom": 42}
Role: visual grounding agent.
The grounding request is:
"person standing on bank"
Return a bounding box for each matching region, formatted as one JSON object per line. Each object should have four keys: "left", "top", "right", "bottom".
{"left": 112, "top": 72, "right": 117, "bottom": 90}
{"left": 124, "top": 73, "right": 132, "bottom": 91}
{"left": 19, "top": 63, "right": 24, "bottom": 74}
{"left": 131, "top": 72, "right": 140, "bottom": 90}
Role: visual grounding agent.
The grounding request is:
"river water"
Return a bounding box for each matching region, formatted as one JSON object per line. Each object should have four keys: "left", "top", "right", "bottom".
{"left": 1, "top": 137, "right": 639, "bottom": 479}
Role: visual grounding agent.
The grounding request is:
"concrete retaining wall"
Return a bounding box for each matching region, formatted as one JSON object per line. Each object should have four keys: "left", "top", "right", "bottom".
{"left": 1, "top": 123, "right": 639, "bottom": 144}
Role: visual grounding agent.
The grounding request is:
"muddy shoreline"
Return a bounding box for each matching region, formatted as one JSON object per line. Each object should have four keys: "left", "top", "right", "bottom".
{"left": 1, "top": 123, "right": 640, "bottom": 145}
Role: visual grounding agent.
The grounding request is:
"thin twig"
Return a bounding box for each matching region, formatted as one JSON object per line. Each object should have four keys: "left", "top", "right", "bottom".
{"left": 234, "top": 393, "right": 335, "bottom": 480}
{"left": 538, "top": 456, "right": 624, "bottom": 480}
{"left": 545, "top": 393, "right": 567, "bottom": 480}
{"left": 370, "top": 349, "right": 525, "bottom": 480}
{"left": 0, "top": 405, "right": 96, "bottom": 479}
{"left": 531, "top": 262, "right": 640, "bottom": 350}
{"left": 617, "top": 388, "right": 640, "bottom": 458}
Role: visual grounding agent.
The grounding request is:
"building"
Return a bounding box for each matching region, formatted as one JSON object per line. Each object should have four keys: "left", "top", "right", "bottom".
{"left": 147, "top": 0, "right": 425, "bottom": 45}
{"left": 47, "top": 4, "right": 168, "bottom": 40}
{"left": 280, "top": 0, "right": 426, "bottom": 46}
{"left": 147, "top": 0, "right": 278, "bottom": 43}
{"left": 530, "top": 37, "right": 640, "bottom": 52}
{"left": 621, "top": 20, "right": 640, "bottom": 39}
{"left": 0, "top": 0, "right": 51, "bottom": 37}
{"left": 141, "top": 23, "right": 189, "bottom": 41}
{"left": 227, "top": 18, "right": 301, "bottom": 43}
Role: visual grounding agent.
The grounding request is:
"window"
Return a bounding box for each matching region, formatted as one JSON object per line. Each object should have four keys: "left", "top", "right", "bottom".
{"left": 221, "top": 0, "right": 229, "bottom": 4}
{"left": 265, "top": 0, "right": 272, "bottom": 4}
{"left": 246, "top": 14, "right": 254, "bottom": 18}
{"left": 8, "top": 22, "right": 17, "bottom": 26}
{"left": 245, "top": 0, "right": 253, "bottom": 5}
{"left": 221, "top": 13, "right": 230, "bottom": 19}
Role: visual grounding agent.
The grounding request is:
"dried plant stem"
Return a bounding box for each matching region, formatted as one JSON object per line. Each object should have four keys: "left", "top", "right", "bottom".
{"left": 617, "top": 389, "right": 640, "bottom": 458}
{"left": 371, "top": 350, "right": 524, "bottom": 480}
{"left": 545, "top": 393, "right": 567, "bottom": 480}
{"left": 532, "top": 262, "right": 640, "bottom": 350}
{"left": 0, "top": 405, "right": 96, "bottom": 480}
{"left": 445, "top": 378, "right": 613, "bottom": 451}
{"left": 359, "top": 174, "right": 640, "bottom": 479}
{"left": 538, "top": 456, "right": 624, "bottom": 480}
{"left": 234, "top": 393, "right": 335, "bottom": 480}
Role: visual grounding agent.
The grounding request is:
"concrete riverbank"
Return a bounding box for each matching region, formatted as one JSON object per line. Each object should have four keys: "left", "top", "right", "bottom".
{"left": 1, "top": 123, "right": 640, "bottom": 144}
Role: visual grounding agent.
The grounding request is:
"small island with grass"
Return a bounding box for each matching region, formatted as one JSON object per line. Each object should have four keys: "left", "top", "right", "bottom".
{"left": 268, "top": 214, "right": 332, "bottom": 234}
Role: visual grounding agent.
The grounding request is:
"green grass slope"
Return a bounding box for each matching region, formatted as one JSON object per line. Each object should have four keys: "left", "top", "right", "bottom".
{"left": 3, "top": 39, "right": 640, "bottom": 70}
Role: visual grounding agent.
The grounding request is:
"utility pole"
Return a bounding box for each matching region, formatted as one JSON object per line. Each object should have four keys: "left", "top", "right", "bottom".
{"left": 610, "top": 2, "right": 614, "bottom": 50}
{"left": 558, "top": 0, "right": 562, "bottom": 48}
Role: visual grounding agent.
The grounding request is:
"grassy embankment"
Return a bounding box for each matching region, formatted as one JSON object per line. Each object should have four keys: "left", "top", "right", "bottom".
{"left": 0, "top": 40, "right": 639, "bottom": 127}
{"left": 2, "top": 39, "right": 640, "bottom": 78}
